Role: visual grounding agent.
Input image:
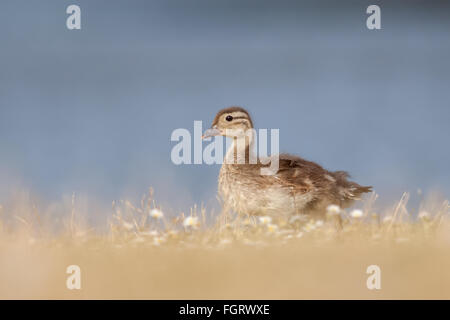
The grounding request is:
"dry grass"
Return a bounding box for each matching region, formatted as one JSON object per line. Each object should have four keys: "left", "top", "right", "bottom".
{"left": 0, "top": 189, "right": 449, "bottom": 300}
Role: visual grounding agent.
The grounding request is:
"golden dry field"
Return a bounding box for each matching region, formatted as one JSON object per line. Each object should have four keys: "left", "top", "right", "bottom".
{"left": 0, "top": 190, "right": 449, "bottom": 299}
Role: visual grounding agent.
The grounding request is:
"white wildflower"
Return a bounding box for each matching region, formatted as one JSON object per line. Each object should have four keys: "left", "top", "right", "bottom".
{"left": 303, "top": 222, "right": 316, "bottom": 232}
{"left": 418, "top": 211, "right": 430, "bottom": 220}
{"left": 150, "top": 208, "right": 164, "bottom": 219}
{"left": 350, "top": 209, "right": 364, "bottom": 218}
{"left": 258, "top": 216, "right": 272, "bottom": 225}
{"left": 326, "top": 204, "right": 341, "bottom": 216}
{"left": 183, "top": 216, "right": 199, "bottom": 229}
{"left": 153, "top": 236, "right": 165, "bottom": 246}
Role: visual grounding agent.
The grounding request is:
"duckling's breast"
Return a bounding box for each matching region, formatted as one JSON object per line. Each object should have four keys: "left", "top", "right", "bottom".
{"left": 218, "top": 164, "right": 314, "bottom": 216}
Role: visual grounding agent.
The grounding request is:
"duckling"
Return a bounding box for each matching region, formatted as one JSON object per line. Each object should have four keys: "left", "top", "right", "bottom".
{"left": 202, "top": 106, "right": 372, "bottom": 217}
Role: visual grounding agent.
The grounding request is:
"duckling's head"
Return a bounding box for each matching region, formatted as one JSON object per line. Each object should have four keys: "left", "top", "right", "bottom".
{"left": 202, "top": 106, "right": 254, "bottom": 139}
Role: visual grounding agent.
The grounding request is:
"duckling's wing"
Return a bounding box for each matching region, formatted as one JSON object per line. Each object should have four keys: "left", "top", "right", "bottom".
{"left": 270, "top": 153, "right": 332, "bottom": 193}
{"left": 269, "top": 154, "right": 372, "bottom": 200}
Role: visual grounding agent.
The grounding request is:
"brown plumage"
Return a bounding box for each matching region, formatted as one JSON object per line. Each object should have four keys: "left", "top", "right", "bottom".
{"left": 203, "top": 106, "right": 372, "bottom": 217}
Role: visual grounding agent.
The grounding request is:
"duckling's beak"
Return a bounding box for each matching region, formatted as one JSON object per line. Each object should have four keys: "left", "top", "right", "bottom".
{"left": 202, "top": 127, "right": 221, "bottom": 139}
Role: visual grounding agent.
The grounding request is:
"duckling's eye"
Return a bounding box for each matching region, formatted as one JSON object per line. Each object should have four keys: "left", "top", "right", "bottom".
{"left": 226, "top": 115, "right": 233, "bottom": 122}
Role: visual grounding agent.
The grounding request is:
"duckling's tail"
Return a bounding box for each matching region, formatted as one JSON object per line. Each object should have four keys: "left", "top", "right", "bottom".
{"left": 332, "top": 170, "right": 372, "bottom": 200}
{"left": 355, "top": 185, "right": 373, "bottom": 194}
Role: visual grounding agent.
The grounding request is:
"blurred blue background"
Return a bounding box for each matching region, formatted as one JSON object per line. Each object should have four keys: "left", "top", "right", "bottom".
{"left": 1, "top": 0, "right": 449, "bottom": 222}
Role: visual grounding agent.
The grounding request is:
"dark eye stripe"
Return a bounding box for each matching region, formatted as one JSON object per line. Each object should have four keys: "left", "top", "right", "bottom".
{"left": 232, "top": 116, "right": 248, "bottom": 120}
